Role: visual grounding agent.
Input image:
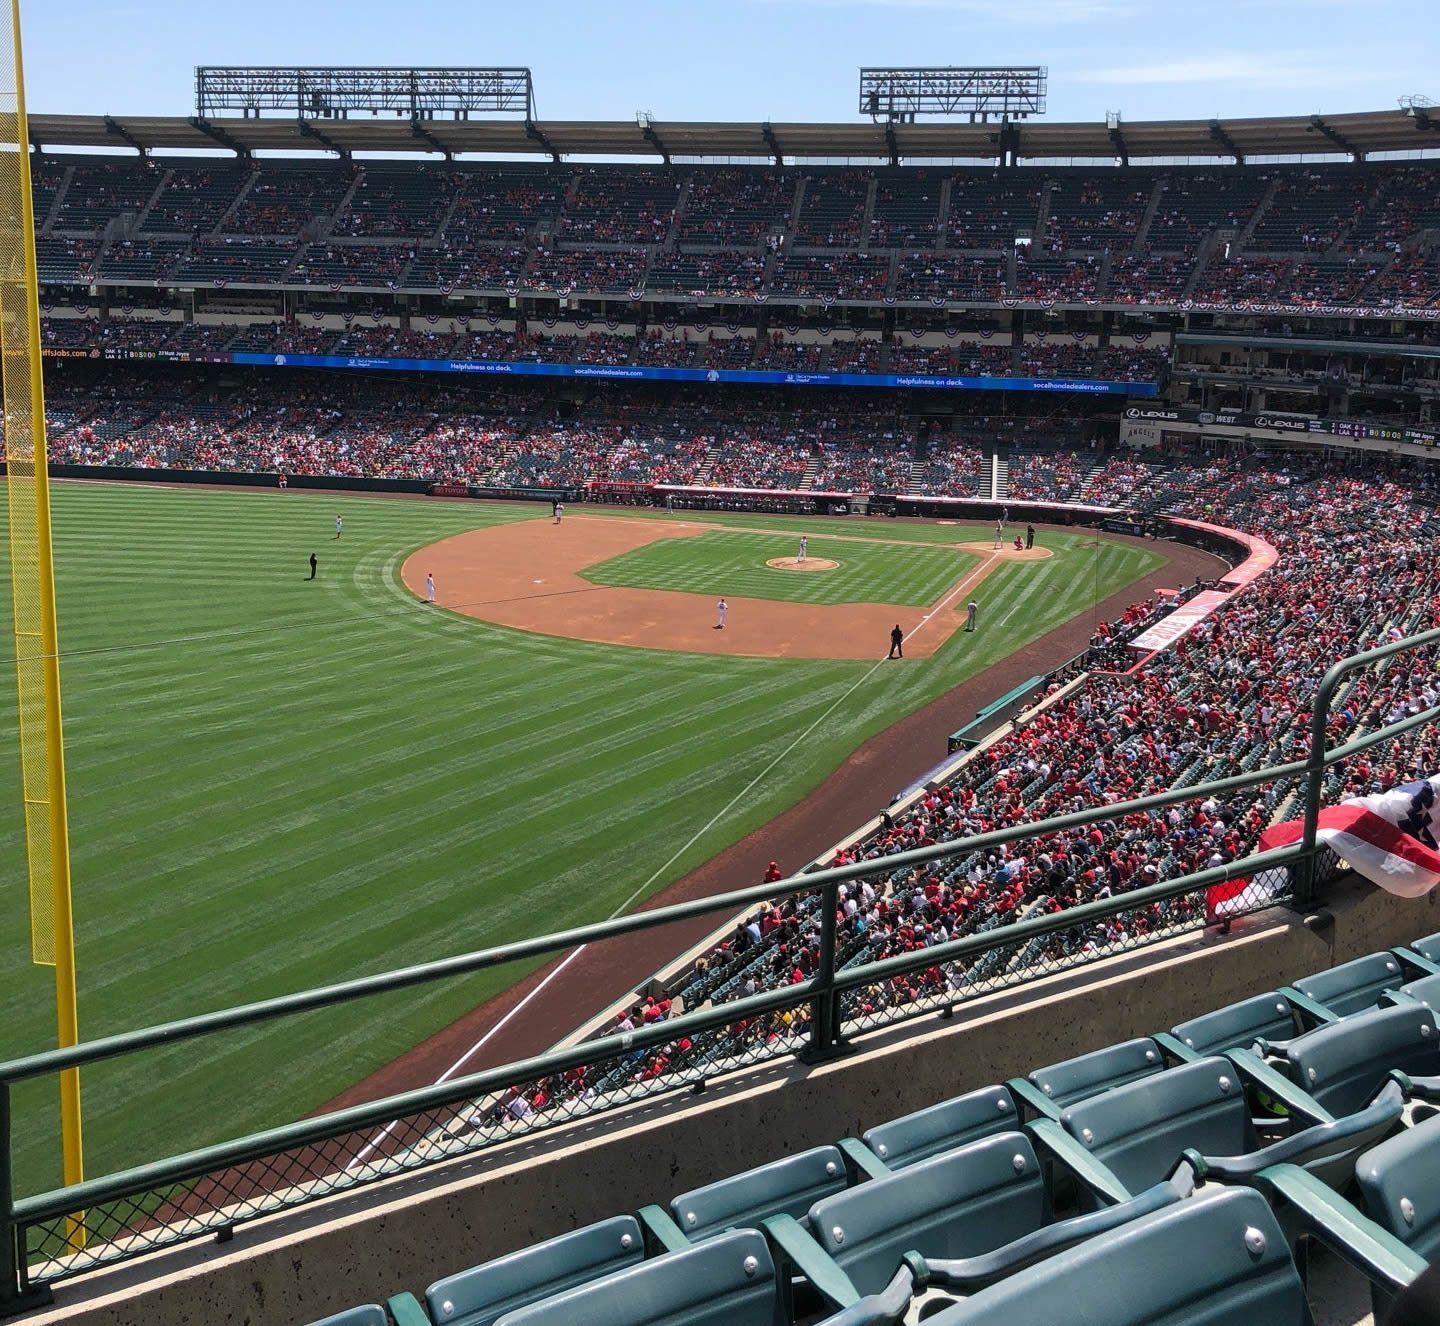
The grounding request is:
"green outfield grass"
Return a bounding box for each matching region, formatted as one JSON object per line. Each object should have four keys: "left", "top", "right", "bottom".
{"left": 0, "top": 486, "right": 1164, "bottom": 1195}
{"left": 581, "top": 530, "right": 981, "bottom": 606}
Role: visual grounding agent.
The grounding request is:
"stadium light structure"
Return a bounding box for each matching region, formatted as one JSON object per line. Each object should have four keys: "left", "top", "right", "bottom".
{"left": 859, "top": 67, "right": 1047, "bottom": 124}
{"left": 194, "top": 66, "right": 536, "bottom": 122}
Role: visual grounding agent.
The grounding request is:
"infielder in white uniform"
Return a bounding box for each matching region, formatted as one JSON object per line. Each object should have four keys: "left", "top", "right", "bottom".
{"left": 425, "top": 573, "right": 435, "bottom": 604}
{"left": 715, "top": 598, "right": 728, "bottom": 629}
{"left": 798, "top": 536, "right": 808, "bottom": 562}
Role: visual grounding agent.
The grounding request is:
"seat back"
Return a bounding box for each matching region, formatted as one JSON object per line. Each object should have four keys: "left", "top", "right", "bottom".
{"left": 1293, "top": 952, "right": 1407, "bottom": 1018}
{"left": 1356, "top": 1112, "right": 1440, "bottom": 1262}
{"left": 304, "top": 1310, "right": 388, "bottom": 1326}
{"left": 1027, "top": 1037, "right": 1165, "bottom": 1111}
{"left": 1060, "top": 1057, "right": 1253, "bottom": 1197}
{"left": 862, "top": 1084, "right": 1017, "bottom": 1170}
{"left": 918, "top": 1188, "right": 1310, "bottom": 1326}
{"left": 493, "top": 1229, "right": 784, "bottom": 1326}
{"left": 426, "top": 1215, "right": 644, "bottom": 1326}
{"left": 1286, "top": 1004, "right": 1438, "bottom": 1118}
{"left": 1393, "top": 972, "right": 1440, "bottom": 1014}
{"left": 1408, "top": 931, "right": 1440, "bottom": 966}
{"left": 1171, "top": 993, "right": 1298, "bottom": 1056}
{"left": 669, "top": 1145, "right": 848, "bottom": 1240}
{"left": 807, "top": 1131, "right": 1047, "bottom": 1298}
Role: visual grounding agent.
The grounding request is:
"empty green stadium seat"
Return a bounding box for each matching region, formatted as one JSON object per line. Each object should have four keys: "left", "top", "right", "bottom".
{"left": 1031, "top": 1055, "right": 1403, "bottom": 1206}
{"left": 914, "top": 1187, "right": 1355, "bottom": 1326}
{"left": 305, "top": 1309, "right": 388, "bottom": 1326}
{"left": 394, "top": 1215, "right": 645, "bottom": 1326}
{"left": 1283, "top": 952, "right": 1412, "bottom": 1020}
{"left": 1386, "top": 971, "right": 1440, "bottom": 1014}
{"left": 657, "top": 1145, "right": 851, "bottom": 1245}
{"left": 487, "top": 1229, "right": 786, "bottom": 1326}
{"left": 1356, "top": 1112, "right": 1440, "bottom": 1261}
{"left": 762, "top": 1130, "right": 1187, "bottom": 1314}
{"left": 1011, "top": 1037, "right": 1169, "bottom": 1119}
{"left": 1401, "top": 931, "right": 1440, "bottom": 969}
{"left": 1164, "top": 992, "right": 1302, "bottom": 1058}
{"left": 1283, "top": 1004, "right": 1439, "bottom": 1117}
{"left": 848, "top": 1083, "right": 1019, "bottom": 1174}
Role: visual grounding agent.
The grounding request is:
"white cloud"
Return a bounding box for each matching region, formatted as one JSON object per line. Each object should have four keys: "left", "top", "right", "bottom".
{"left": 1074, "top": 53, "right": 1363, "bottom": 89}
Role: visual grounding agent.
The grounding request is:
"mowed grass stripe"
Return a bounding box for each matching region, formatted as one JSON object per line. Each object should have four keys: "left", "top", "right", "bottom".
{"left": 582, "top": 530, "right": 980, "bottom": 607}
{"left": 0, "top": 484, "right": 1164, "bottom": 1191}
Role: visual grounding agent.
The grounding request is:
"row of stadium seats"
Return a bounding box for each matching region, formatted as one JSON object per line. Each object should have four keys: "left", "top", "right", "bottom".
{"left": 33, "top": 159, "right": 1440, "bottom": 306}
{"left": 34, "top": 233, "right": 1440, "bottom": 307}
{"left": 310, "top": 938, "right": 1440, "bottom": 1326}
{"left": 35, "top": 160, "right": 1438, "bottom": 254}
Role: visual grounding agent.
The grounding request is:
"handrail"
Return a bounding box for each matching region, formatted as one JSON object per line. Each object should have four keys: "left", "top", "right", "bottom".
{"left": 11, "top": 851, "right": 1267, "bottom": 1227}
{"left": 0, "top": 745, "right": 1317, "bottom": 1084}
{"left": 3, "top": 631, "right": 1438, "bottom": 1301}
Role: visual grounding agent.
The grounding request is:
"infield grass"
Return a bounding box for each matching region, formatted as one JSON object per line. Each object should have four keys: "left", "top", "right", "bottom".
{"left": 0, "top": 487, "right": 1163, "bottom": 1196}
{"left": 581, "top": 530, "right": 981, "bottom": 606}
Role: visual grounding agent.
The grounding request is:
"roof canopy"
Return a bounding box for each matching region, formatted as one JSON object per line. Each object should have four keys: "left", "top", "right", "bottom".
{"left": 27, "top": 106, "right": 1440, "bottom": 163}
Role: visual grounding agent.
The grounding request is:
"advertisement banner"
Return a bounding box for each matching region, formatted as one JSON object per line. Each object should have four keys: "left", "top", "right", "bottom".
{"left": 217, "top": 351, "right": 1160, "bottom": 395}
{"left": 1128, "top": 590, "right": 1233, "bottom": 653}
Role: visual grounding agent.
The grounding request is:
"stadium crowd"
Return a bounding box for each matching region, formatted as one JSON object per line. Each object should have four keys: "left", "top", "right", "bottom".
{"left": 477, "top": 449, "right": 1440, "bottom": 1114}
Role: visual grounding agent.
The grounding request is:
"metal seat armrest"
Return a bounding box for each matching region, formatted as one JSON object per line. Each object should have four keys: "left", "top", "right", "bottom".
{"left": 1278, "top": 985, "right": 1342, "bottom": 1029}
{"left": 1189, "top": 1081, "right": 1404, "bottom": 1182}
{"left": 1026, "top": 1117, "right": 1131, "bottom": 1206}
{"left": 924, "top": 1170, "right": 1191, "bottom": 1293}
{"left": 815, "top": 1256, "right": 926, "bottom": 1326}
{"left": 761, "top": 1213, "right": 861, "bottom": 1311}
{"left": 1255, "top": 1163, "right": 1429, "bottom": 1295}
{"left": 1393, "top": 945, "right": 1440, "bottom": 977}
{"left": 1152, "top": 1030, "right": 1202, "bottom": 1063}
{"left": 1224, "top": 1046, "right": 1334, "bottom": 1126}
{"left": 386, "top": 1293, "right": 431, "bottom": 1326}
{"left": 1006, "top": 1075, "right": 1061, "bottom": 1122}
{"left": 836, "top": 1134, "right": 891, "bottom": 1181}
{"left": 637, "top": 1203, "right": 691, "bottom": 1254}
{"left": 1398, "top": 1072, "right": 1440, "bottom": 1104}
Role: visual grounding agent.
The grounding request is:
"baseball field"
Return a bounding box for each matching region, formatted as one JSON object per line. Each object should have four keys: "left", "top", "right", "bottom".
{"left": 0, "top": 483, "right": 1172, "bottom": 1194}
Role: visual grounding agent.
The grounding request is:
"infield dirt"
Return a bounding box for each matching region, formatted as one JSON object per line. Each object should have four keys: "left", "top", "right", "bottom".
{"left": 401, "top": 515, "right": 1043, "bottom": 660}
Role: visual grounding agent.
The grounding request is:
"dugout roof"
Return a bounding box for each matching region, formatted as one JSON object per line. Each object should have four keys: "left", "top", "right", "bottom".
{"left": 25, "top": 106, "right": 1440, "bottom": 163}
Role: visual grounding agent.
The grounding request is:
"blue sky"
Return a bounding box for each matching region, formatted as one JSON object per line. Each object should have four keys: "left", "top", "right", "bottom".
{"left": 20, "top": 0, "right": 1440, "bottom": 125}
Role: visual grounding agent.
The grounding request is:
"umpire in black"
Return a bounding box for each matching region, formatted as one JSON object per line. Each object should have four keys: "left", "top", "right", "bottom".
{"left": 888, "top": 624, "right": 904, "bottom": 659}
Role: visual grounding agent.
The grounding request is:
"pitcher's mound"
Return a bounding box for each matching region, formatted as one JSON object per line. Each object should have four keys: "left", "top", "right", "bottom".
{"left": 767, "top": 557, "right": 840, "bottom": 572}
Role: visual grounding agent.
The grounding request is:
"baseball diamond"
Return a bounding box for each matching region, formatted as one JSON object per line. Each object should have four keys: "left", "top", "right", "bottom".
{"left": 0, "top": 486, "right": 1175, "bottom": 1192}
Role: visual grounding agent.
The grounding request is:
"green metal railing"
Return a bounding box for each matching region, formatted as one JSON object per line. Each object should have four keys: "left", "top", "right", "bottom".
{"left": 0, "top": 630, "right": 1437, "bottom": 1310}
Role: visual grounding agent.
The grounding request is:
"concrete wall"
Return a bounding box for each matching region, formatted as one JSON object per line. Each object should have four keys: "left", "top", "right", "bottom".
{"left": 30, "top": 875, "right": 1439, "bottom": 1326}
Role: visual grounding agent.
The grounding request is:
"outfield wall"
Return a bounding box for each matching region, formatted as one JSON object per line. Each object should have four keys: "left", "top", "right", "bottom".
{"left": 29, "top": 874, "right": 1435, "bottom": 1326}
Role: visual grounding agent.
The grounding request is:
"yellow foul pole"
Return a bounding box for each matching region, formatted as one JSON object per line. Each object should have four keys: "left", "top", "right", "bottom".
{"left": 0, "top": 0, "right": 84, "bottom": 1244}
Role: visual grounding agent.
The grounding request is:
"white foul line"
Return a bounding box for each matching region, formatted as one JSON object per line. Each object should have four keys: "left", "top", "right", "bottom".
{"left": 349, "top": 551, "right": 996, "bottom": 1168}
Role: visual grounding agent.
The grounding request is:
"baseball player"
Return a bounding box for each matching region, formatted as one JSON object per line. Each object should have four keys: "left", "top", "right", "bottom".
{"left": 426, "top": 573, "right": 436, "bottom": 604}
{"left": 335, "top": 514, "right": 343, "bottom": 539}
{"left": 714, "top": 598, "right": 728, "bottom": 629}
{"left": 798, "top": 535, "right": 808, "bottom": 562}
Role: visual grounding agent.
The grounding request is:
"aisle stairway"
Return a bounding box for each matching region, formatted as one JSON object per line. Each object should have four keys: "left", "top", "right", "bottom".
{"left": 800, "top": 452, "right": 822, "bottom": 490}
{"left": 696, "top": 441, "right": 722, "bottom": 483}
